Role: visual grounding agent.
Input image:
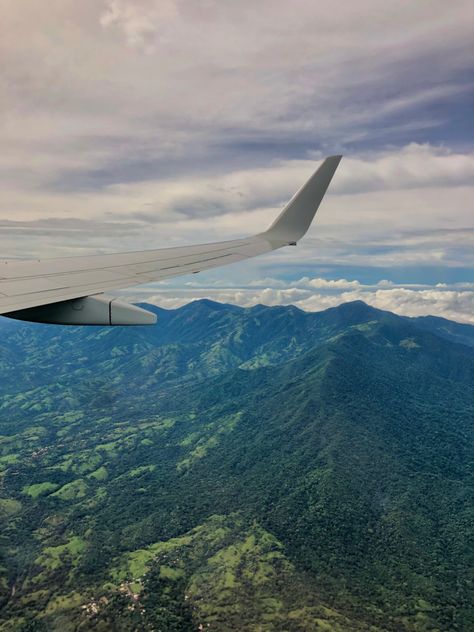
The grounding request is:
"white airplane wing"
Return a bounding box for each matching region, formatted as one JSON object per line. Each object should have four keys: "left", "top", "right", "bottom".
{"left": 0, "top": 155, "right": 341, "bottom": 325}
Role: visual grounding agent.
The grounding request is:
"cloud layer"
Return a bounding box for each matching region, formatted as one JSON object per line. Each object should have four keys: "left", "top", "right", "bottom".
{"left": 1, "top": 2, "right": 473, "bottom": 321}
{"left": 2, "top": 144, "right": 472, "bottom": 277}
{"left": 2, "top": 1, "right": 473, "bottom": 195}
{"left": 129, "top": 277, "right": 474, "bottom": 325}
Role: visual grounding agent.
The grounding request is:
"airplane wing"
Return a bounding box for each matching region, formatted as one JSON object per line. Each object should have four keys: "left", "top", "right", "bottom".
{"left": 0, "top": 155, "right": 341, "bottom": 325}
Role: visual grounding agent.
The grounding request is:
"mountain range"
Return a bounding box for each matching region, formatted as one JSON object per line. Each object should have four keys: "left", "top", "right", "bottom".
{"left": 0, "top": 299, "right": 472, "bottom": 631}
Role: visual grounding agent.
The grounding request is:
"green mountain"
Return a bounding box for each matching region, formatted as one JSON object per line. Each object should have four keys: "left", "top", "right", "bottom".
{"left": 0, "top": 300, "right": 472, "bottom": 631}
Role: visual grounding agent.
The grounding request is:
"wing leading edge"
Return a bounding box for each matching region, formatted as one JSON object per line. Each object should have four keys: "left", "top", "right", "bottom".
{"left": 1, "top": 155, "right": 342, "bottom": 325}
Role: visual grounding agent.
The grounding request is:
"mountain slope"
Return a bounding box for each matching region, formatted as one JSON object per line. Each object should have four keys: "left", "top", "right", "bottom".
{"left": 153, "top": 318, "right": 473, "bottom": 630}
{"left": 0, "top": 301, "right": 473, "bottom": 631}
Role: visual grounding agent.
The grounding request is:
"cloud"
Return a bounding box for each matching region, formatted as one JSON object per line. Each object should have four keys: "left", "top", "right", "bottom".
{"left": 0, "top": 144, "right": 472, "bottom": 279}
{"left": 97, "top": 144, "right": 474, "bottom": 224}
{"left": 128, "top": 277, "right": 474, "bottom": 325}
{"left": 1, "top": 3, "right": 473, "bottom": 296}
{"left": 304, "top": 277, "right": 361, "bottom": 290}
{"left": 362, "top": 288, "right": 474, "bottom": 322}
{"left": 298, "top": 288, "right": 474, "bottom": 324}
{"left": 333, "top": 144, "right": 474, "bottom": 194}
{"left": 2, "top": 1, "right": 474, "bottom": 197}
{"left": 100, "top": 0, "right": 178, "bottom": 53}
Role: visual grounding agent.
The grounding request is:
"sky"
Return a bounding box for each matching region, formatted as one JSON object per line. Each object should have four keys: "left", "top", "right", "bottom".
{"left": 1, "top": 1, "right": 474, "bottom": 322}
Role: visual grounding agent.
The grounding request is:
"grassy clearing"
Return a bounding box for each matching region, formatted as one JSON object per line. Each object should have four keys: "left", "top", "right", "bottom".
{"left": 22, "top": 482, "right": 59, "bottom": 498}
{"left": 400, "top": 338, "right": 421, "bottom": 349}
{"left": 88, "top": 466, "right": 108, "bottom": 481}
{"left": 36, "top": 536, "right": 86, "bottom": 571}
{"left": 111, "top": 533, "right": 194, "bottom": 582}
{"left": 128, "top": 464, "right": 156, "bottom": 477}
{"left": 160, "top": 565, "right": 184, "bottom": 580}
{"left": 95, "top": 440, "right": 119, "bottom": 455}
{"left": 0, "top": 454, "right": 19, "bottom": 466}
{"left": 52, "top": 479, "right": 87, "bottom": 500}
{"left": 177, "top": 413, "right": 242, "bottom": 471}
{"left": 0, "top": 498, "right": 22, "bottom": 516}
{"left": 44, "top": 591, "right": 84, "bottom": 614}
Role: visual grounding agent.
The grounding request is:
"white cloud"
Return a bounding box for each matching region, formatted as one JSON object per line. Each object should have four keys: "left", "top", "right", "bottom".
{"left": 100, "top": 0, "right": 178, "bottom": 53}
{"left": 123, "top": 276, "right": 474, "bottom": 324}
{"left": 299, "top": 288, "right": 474, "bottom": 324}
{"left": 333, "top": 143, "right": 474, "bottom": 194}
{"left": 305, "top": 277, "right": 361, "bottom": 290}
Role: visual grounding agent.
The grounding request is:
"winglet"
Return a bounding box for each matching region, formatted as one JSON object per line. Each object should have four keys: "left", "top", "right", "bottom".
{"left": 263, "top": 155, "right": 342, "bottom": 244}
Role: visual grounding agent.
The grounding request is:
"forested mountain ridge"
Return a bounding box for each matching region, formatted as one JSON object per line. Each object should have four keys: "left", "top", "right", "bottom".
{"left": 0, "top": 300, "right": 473, "bottom": 631}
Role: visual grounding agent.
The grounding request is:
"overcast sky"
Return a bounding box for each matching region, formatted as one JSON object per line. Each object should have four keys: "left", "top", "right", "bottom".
{"left": 2, "top": 1, "right": 474, "bottom": 322}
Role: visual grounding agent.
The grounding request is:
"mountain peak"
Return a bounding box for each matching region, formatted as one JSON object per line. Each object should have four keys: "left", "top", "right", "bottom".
{"left": 172, "top": 298, "right": 221, "bottom": 312}
{"left": 183, "top": 298, "right": 242, "bottom": 312}
{"left": 320, "top": 300, "right": 383, "bottom": 323}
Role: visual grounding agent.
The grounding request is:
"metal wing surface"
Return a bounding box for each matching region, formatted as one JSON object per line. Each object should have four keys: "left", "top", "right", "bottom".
{"left": 0, "top": 155, "right": 341, "bottom": 325}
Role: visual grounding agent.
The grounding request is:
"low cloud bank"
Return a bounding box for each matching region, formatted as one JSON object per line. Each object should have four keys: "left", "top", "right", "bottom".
{"left": 123, "top": 276, "right": 474, "bottom": 324}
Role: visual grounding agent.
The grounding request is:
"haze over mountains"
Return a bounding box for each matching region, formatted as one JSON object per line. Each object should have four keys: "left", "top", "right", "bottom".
{"left": 0, "top": 300, "right": 473, "bottom": 631}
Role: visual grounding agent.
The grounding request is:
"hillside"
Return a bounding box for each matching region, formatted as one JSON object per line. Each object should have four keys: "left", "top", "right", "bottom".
{"left": 0, "top": 300, "right": 473, "bottom": 631}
